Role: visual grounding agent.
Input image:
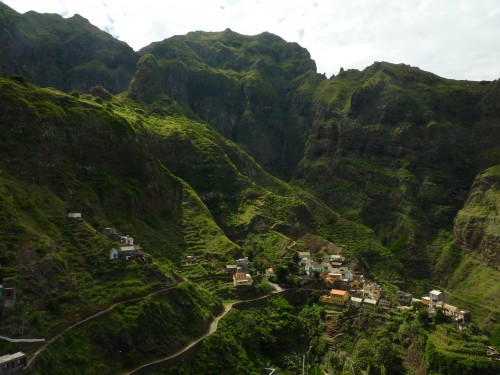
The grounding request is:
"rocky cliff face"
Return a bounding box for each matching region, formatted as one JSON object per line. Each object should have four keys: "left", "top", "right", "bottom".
{"left": 134, "top": 29, "right": 319, "bottom": 179}
{"left": 0, "top": 2, "right": 138, "bottom": 93}
{"left": 292, "top": 62, "right": 500, "bottom": 276}
{"left": 453, "top": 165, "right": 500, "bottom": 267}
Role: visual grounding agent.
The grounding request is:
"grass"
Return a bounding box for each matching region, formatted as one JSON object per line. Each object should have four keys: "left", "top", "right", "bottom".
{"left": 0, "top": 43, "right": 498, "bottom": 373}
{"left": 32, "top": 283, "right": 222, "bottom": 374}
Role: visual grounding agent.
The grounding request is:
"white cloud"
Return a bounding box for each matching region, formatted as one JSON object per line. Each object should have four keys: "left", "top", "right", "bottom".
{"left": 2, "top": 0, "right": 500, "bottom": 80}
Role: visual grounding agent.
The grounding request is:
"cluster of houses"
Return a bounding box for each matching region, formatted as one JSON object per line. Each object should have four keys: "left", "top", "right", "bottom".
{"left": 0, "top": 285, "right": 16, "bottom": 317}
{"left": 320, "top": 281, "right": 391, "bottom": 309}
{"left": 100, "top": 228, "right": 144, "bottom": 261}
{"left": 299, "top": 250, "right": 470, "bottom": 323}
{"left": 299, "top": 251, "right": 364, "bottom": 288}
{"left": 300, "top": 252, "right": 348, "bottom": 277}
{"left": 320, "top": 283, "right": 471, "bottom": 323}
{"left": 226, "top": 257, "right": 253, "bottom": 287}
{"left": 420, "top": 289, "right": 471, "bottom": 322}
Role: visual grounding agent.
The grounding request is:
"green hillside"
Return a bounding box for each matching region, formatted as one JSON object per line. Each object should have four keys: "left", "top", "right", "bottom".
{"left": 0, "top": 3, "right": 137, "bottom": 93}
{"left": 0, "top": 76, "right": 399, "bottom": 372}
{"left": 0, "top": 4, "right": 499, "bottom": 373}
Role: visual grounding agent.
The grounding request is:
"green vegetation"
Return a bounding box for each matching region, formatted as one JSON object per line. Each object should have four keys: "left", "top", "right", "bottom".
{"left": 153, "top": 298, "right": 500, "bottom": 375}
{"left": 0, "top": 74, "right": 395, "bottom": 371}
{"left": 426, "top": 325, "right": 500, "bottom": 375}
{"left": 32, "top": 283, "right": 222, "bottom": 374}
{"left": 0, "top": 8, "right": 499, "bottom": 373}
{"left": 0, "top": 3, "right": 138, "bottom": 93}
{"left": 157, "top": 295, "right": 323, "bottom": 375}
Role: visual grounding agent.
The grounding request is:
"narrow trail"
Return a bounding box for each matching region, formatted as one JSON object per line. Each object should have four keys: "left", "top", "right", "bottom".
{"left": 23, "top": 278, "right": 317, "bottom": 374}
{"left": 0, "top": 336, "right": 45, "bottom": 343}
{"left": 26, "top": 282, "right": 184, "bottom": 368}
{"left": 125, "top": 284, "right": 288, "bottom": 375}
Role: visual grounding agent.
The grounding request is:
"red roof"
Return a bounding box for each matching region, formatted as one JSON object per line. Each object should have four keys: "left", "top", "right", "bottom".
{"left": 331, "top": 289, "right": 347, "bottom": 296}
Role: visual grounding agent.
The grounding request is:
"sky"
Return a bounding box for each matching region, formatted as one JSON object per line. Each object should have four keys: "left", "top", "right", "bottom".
{"left": 2, "top": 0, "right": 500, "bottom": 81}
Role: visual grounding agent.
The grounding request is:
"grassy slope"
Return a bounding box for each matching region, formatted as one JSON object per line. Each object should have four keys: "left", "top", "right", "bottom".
{"left": 135, "top": 29, "right": 318, "bottom": 179}
{"left": 0, "top": 2, "right": 138, "bottom": 93}
{"left": 440, "top": 165, "right": 500, "bottom": 332}
{"left": 0, "top": 77, "right": 399, "bottom": 371}
{"left": 293, "top": 63, "right": 499, "bottom": 284}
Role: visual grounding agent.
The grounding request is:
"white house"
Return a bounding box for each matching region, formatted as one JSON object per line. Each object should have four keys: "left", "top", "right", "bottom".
{"left": 305, "top": 261, "right": 330, "bottom": 276}
{"left": 350, "top": 296, "right": 364, "bottom": 308}
{"left": 323, "top": 254, "right": 345, "bottom": 263}
{"left": 429, "top": 290, "right": 444, "bottom": 310}
{"left": 120, "top": 245, "right": 142, "bottom": 257}
{"left": 298, "top": 251, "right": 312, "bottom": 266}
{"left": 110, "top": 248, "right": 119, "bottom": 260}
{"left": 0, "top": 352, "right": 26, "bottom": 374}
{"left": 120, "top": 235, "right": 134, "bottom": 245}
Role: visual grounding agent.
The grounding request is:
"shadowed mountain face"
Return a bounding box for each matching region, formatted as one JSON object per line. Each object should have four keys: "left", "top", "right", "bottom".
{"left": 0, "top": 2, "right": 138, "bottom": 93}
{"left": 292, "top": 62, "right": 500, "bottom": 277}
{"left": 130, "top": 29, "right": 319, "bottom": 179}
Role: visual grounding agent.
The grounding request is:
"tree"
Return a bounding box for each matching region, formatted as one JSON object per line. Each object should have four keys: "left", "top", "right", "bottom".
{"left": 434, "top": 307, "right": 448, "bottom": 324}
{"left": 418, "top": 309, "right": 429, "bottom": 325}
{"left": 275, "top": 265, "right": 289, "bottom": 283}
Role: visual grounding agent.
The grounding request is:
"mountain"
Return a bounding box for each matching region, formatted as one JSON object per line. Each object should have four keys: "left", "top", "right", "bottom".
{"left": 293, "top": 62, "right": 499, "bottom": 274}
{"left": 131, "top": 28, "right": 318, "bottom": 179}
{"left": 0, "top": 2, "right": 138, "bottom": 93}
{"left": 127, "top": 31, "right": 500, "bottom": 314}
{"left": 0, "top": 5, "right": 499, "bottom": 373}
{"left": 0, "top": 74, "right": 399, "bottom": 373}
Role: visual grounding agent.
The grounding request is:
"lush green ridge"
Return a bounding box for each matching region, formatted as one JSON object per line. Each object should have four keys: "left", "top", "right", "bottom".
{"left": 0, "top": 4, "right": 499, "bottom": 373}
{"left": 32, "top": 283, "right": 220, "bottom": 374}
{"left": 130, "top": 29, "right": 318, "bottom": 179}
{"left": 0, "top": 76, "right": 397, "bottom": 372}
{"left": 0, "top": 2, "right": 138, "bottom": 93}
{"left": 156, "top": 299, "right": 500, "bottom": 375}
{"left": 294, "top": 63, "right": 499, "bottom": 266}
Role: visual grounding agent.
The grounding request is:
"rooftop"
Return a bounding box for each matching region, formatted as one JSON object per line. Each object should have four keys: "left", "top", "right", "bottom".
{"left": 0, "top": 352, "right": 26, "bottom": 364}
{"left": 330, "top": 289, "right": 347, "bottom": 296}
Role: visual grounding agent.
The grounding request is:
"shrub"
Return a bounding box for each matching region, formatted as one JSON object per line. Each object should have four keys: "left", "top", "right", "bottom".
{"left": 9, "top": 75, "right": 28, "bottom": 85}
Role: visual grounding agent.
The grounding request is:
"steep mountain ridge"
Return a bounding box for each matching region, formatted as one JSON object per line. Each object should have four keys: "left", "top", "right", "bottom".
{"left": 0, "top": 2, "right": 138, "bottom": 93}
{"left": 454, "top": 165, "right": 500, "bottom": 267}
{"left": 130, "top": 28, "right": 319, "bottom": 179}
{"left": 293, "top": 62, "right": 500, "bottom": 277}
{"left": 0, "top": 5, "right": 499, "bottom": 371}
{"left": 0, "top": 75, "right": 402, "bottom": 373}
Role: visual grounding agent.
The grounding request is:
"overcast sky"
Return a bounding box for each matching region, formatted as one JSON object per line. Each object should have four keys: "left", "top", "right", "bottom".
{"left": 3, "top": 0, "right": 500, "bottom": 81}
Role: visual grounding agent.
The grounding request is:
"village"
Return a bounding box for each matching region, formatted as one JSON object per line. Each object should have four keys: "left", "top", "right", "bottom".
{"left": 0, "top": 213, "right": 492, "bottom": 375}
{"left": 64, "top": 212, "right": 474, "bottom": 323}
{"left": 94, "top": 217, "right": 468, "bottom": 327}
{"left": 223, "top": 249, "right": 472, "bottom": 324}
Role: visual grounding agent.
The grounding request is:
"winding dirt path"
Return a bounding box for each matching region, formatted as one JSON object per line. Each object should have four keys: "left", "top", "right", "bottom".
{"left": 0, "top": 335, "right": 45, "bottom": 343}
{"left": 26, "top": 282, "right": 184, "bottom": 368}
{"left": 125, "top": 284, "right": 287, "bottom": 375}
{"left": 25, "top": 279, "right": 308, "bottom": 374}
